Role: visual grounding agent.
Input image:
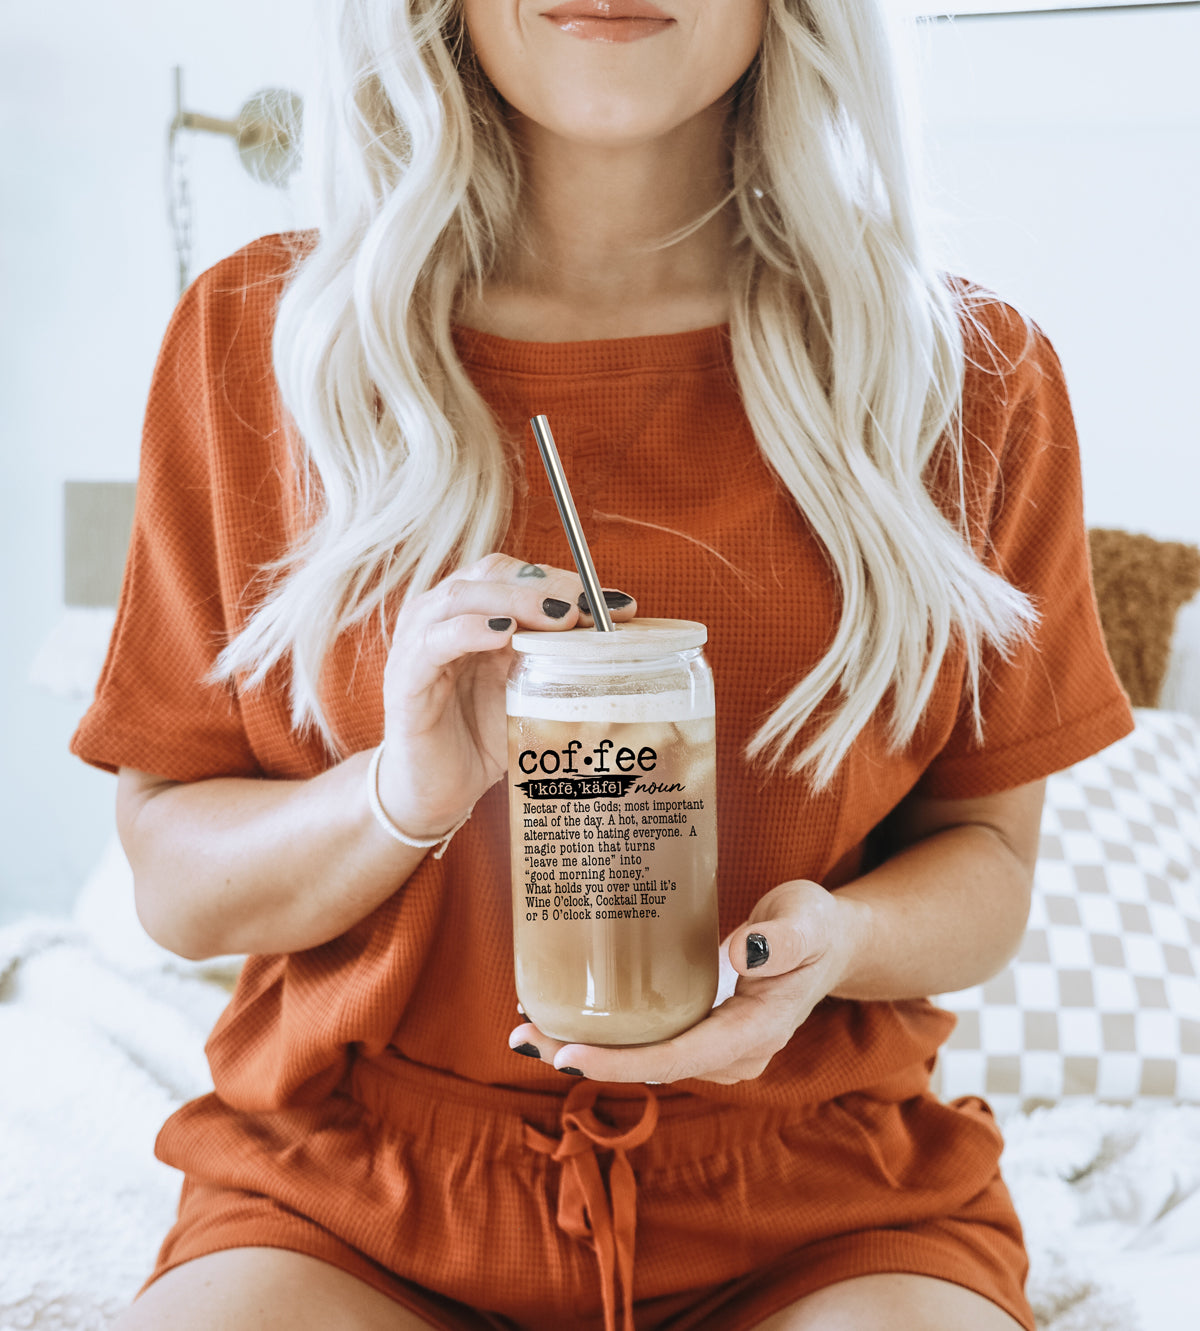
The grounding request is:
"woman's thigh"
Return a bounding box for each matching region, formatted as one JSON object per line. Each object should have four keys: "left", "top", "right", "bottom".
{"left": 754, "top": 1273, "right": 1027, "bottom": 1331}
{"left": 107, "top": 1247, "right": 439, "bottom": 1331}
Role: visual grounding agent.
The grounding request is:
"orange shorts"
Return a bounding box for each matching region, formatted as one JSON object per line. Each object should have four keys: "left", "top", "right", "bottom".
{"left": 144, "top": 1054, "right": 1034, "bottom": 1331}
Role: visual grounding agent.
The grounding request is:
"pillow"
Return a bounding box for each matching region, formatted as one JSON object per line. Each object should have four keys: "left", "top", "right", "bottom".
{"left": 1088, "top": 528, "right": 1200, "bottom": 707}
{"left": 932, "top": 709, "right": 1200, "bottom": 1113}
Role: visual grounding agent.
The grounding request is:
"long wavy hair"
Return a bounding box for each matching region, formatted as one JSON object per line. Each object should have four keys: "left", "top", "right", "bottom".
{"left": 215, "top": 0, "right": 1037, "bottom": 790}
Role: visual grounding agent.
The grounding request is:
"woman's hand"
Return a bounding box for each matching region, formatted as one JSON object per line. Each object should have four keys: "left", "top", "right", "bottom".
{"left": 507, "top": 879, "right": 867, "bottom": 1085}
{"left": 376, "top": 553, "right": 636, "bottom": 842}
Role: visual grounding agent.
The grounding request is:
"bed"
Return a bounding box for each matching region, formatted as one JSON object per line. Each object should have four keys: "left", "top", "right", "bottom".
{"left": 2, "top": 707, "right": 1197, "bottom": 1330}
{"left": 5, "top": 539, "right": 1199, "bottom": 1330}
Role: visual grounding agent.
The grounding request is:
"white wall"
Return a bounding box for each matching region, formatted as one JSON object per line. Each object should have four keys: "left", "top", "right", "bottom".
{"left": 1, "top": 2, "right": 1197, "bottom": 921}
{"left": 1, "top": 0, "right": 318, "bottom": 922}
{"left": 913, "top": 5, "right": 1200, "bottom": 545}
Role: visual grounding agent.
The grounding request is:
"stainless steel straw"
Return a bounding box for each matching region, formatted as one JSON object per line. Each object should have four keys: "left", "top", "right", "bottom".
{"left": 529, "top": 415, "right": 615, "bottom": 632}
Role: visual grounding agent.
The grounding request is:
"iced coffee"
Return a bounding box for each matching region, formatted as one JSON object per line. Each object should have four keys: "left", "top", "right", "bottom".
{"left": 507, "top": 619, "right": 719, "bottom": 1046}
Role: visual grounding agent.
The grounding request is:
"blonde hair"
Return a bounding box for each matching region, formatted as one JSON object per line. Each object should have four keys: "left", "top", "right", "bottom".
{"left": 216, "top": 0, "right": 1036, "bottom": 790}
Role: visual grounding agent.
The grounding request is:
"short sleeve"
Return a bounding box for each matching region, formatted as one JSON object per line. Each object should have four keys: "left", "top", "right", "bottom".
{"left": 70, "top": 280, "right": 262, "bottom": 782}
{"left": 914, "top": 321, "right": 1134, "bottom": 799}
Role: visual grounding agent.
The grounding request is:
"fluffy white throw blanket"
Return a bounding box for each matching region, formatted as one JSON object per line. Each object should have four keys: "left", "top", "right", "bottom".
{"left": 2, "top": 917, "right": 1197, "bottom": 1331}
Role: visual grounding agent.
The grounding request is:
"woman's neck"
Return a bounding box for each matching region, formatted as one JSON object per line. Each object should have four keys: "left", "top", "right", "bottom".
{"left": 456, "top": 102, "right": 738, "bottom": 341}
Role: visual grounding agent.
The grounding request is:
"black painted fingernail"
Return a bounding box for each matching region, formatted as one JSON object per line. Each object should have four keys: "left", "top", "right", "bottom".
{"left": 542, "top": 597, "right": 572, "bottom": 619}
{"left": 518, "top": 564, "right": 547, "bottom": 579}
{"left": 578, "top": 590, "right": 634, "bottom": 614}
{"left": 558, "top": 1066, "right": 585, "bottom": 1077}
{"left": 746, "top": 933, "right": 770, "bottom": 969}
{"left": 512, "top": 1042, "right": 541, "bottom": 1059}
{"left": 488, "top": 617, "right": 513, "bottom": 631}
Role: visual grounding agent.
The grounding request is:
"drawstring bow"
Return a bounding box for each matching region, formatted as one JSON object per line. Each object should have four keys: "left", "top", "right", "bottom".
{"left": 524, "top": 1081, "right": 660, "bottom": 1331}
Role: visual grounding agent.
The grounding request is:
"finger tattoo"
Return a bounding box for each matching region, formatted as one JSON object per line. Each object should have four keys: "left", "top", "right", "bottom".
{"left": 517, "top": 563, "right": 547, "bottom": 579}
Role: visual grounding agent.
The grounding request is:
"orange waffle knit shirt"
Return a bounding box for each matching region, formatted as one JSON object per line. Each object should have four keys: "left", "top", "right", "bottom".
{"left": 71, "top": 233, "right": 1133, "bottom": 1328}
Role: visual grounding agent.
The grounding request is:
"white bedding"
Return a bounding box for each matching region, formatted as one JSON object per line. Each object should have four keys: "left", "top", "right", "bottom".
{"left": 1, "top": 915, "right": 1198, "bottom": 1330}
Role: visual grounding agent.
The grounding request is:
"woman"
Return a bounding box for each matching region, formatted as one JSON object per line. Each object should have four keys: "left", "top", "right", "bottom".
{"left": 73, "top": 1, "right": 1133, "bottom": 1328}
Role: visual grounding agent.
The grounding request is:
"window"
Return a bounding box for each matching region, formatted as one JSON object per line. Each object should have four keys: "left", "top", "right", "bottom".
{"left": 898, "top": 1, "right": 1194, "bottom": 15}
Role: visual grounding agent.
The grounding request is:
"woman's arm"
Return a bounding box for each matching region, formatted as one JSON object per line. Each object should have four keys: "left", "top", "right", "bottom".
{"left": 509, "top": 779, "right": 1046, "bottom": 1083}
{"left": 117, "top": 756, "right": 427, "bottom": 960}
{"left": 119, "top": 555, "right": 635, "bottom": 961}
{"left": 829, "top": 778, "right": 1045, "bottom": 1001}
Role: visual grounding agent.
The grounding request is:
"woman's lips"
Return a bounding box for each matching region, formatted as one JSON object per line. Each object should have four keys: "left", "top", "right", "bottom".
{"left": 541, "top": 1, "right": 672, "bottom": 17}
{"left": 542, "top": 16, "right": 674, "bottom": 42}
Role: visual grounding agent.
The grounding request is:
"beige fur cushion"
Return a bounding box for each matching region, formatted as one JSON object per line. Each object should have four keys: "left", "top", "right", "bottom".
{"left": 1088, "top": 529, "right": 1200, "bottom": 708}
